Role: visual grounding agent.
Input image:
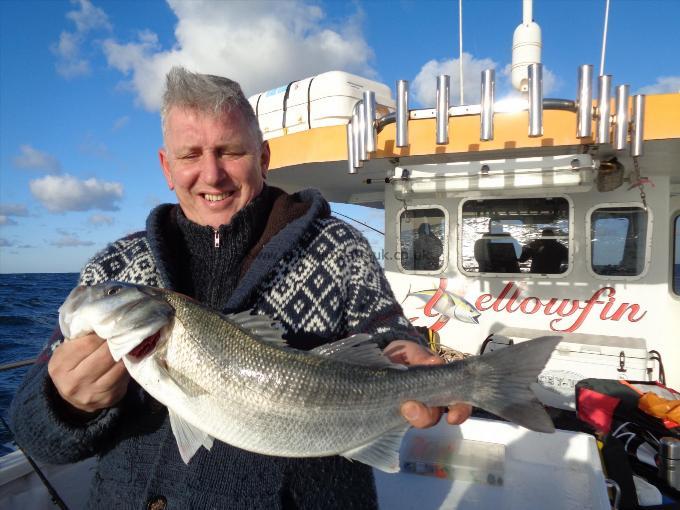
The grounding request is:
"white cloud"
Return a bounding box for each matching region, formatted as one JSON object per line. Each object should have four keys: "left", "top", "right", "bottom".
{"left": 0, "top": 216, "right": 18, "bottom": 226}
{"left": 79, "top": 134, "right": 111, "bottom": 159}
{"left": 412, "top": 53, "right": 498, "bottom": 107}
{"left": 29, "top": 174, "right": 123, "bottom": 213}
{"left": 112, "top": 116, "right": 130, "bottom": 131}
{"left": 66, "top": 0, "right": 111, "bottom": 33}
{"left": 0, "top": 203, "right": 29, "bottom": 217}
{"left": 638, "top": 76, "right": 680, "bottom": 94}
{"left": 52, "top": 0, "right": 111, "bottom": 78}
{"left": 412, "top": 53, "right": 559, "bottom": 107}
{"left": 102, "top": 0, "right": 374, "bottom": 110}
{"left": 52, "top": 234, "right": 95, "bottom": 247}
{"left": 13, "top": 145, "right": 62, "bottom": 173}
{"left": 89, "top": 214, "right": 114, "bottom": 225}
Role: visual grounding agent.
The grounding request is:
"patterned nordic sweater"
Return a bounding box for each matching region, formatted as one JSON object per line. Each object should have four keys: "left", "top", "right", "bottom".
{"left": 10, "top": 188, "right": 423, "bottom": 509}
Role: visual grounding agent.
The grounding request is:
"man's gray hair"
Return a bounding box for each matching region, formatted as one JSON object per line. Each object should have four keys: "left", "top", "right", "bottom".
{"left": 161, "top": 66, "right": 263, "bottom": 146}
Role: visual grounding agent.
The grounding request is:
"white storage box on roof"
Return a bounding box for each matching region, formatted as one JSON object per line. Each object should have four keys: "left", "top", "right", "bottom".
{"left": 248, "top": 71, "right": 395, "bottom": 140}
{"left": 487, "top": 328, "right": 651, "bottom": 410}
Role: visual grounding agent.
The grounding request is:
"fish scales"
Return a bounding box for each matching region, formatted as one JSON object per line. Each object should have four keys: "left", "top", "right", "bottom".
{"left": 157, "top": 292, "right": 497, "bottom": 456}
{"left": 161, "top": 293, "right": 411, "bottom": 456}
{"left": 58, "top": 282, "right": 559, "bottom": 470}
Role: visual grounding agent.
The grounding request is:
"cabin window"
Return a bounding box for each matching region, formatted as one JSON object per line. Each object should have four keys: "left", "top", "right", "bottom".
{"left": 673, "top": 216, "right": 680, "bottom": 294}
{"left": 591, "top": 206, "right": 648, "bottom": 276}
{"left": 460, "top": 197, "right": 569, "bottom": 274}
{"left": 399, "top": 207, "right": 446, "bottom": 272}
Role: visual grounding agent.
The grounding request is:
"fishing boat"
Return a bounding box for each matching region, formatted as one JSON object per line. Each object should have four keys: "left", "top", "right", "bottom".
{"left": 2, "top": 0, "right": 678, "bottom": 507}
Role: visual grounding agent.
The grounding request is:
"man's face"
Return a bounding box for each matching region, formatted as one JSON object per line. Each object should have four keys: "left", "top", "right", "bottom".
{"left": 159, "top": 107, "right": 269, "bottom": 229}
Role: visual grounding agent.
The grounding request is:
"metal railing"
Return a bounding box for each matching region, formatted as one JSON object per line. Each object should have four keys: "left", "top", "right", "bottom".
{"left": 346, "top": 63, "right": 646, "bottom": 174}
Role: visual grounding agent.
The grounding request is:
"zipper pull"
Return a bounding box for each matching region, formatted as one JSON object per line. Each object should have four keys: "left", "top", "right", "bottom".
{"left": 213, "top": 228, "right": 220, "bottom": 248}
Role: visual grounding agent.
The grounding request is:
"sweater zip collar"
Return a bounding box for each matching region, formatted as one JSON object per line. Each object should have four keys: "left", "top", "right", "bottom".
{"left": 212, "top": 227, "right": 220, "bottom": 248}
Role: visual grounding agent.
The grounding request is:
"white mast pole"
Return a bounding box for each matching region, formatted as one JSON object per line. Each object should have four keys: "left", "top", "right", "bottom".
{"left": 599, "top": 0, "right": 611, "bottom": 76}
{"left": 459, "top": 0, "right": 464, "bottom": 105}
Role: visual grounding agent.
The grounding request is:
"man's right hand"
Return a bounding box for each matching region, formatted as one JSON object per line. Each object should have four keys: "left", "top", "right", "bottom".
{"left": 48, "top": 333, "right": 130, "bottom": 413}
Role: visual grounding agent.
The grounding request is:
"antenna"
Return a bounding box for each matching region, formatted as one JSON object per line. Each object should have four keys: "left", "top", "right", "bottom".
{"left": 599, "top": 0, "right": 611, "bottom": 76}
{"left": 511, "top": 0, "right": 542, "bottom": 92}
{"left": 459, "top": 0, "right": 464, "bottom": 105}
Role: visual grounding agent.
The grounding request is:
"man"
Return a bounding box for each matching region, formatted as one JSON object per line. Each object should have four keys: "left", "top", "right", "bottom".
{"left": 412, "top": 222, "right": 443, "bottom": 271}
{"left": 11, "top": 67, "right": 470, "bottom": 509}
{"left": 519, "top": 228, "right": 568, "bottom": 274}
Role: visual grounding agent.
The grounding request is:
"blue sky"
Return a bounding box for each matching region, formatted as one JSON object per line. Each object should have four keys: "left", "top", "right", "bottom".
{"left": 1, "top": 0, "right": 678, "bottom": 273}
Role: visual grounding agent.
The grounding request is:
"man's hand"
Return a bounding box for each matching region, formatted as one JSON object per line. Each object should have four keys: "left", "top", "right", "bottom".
{"left": 383, "top": 340, "right": 472, "bottom": 428}
{"left": 48, "top": 333, "right": 130, "bottom": 413}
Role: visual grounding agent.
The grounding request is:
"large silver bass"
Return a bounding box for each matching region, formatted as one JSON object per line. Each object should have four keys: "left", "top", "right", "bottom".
{"left": 58, "top": 281, "right": 560, "bottom": 472}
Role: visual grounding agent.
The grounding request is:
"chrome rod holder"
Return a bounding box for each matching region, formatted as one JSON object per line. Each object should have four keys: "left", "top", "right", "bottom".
{"left": 436, "top": 74, "right": 450, "bottom": 145}
{"left": 528, "top": 63, "right": 543, "bottom": 137}
{"left": 480, "top": 69, "right": 495, "bottom": 141}
{"left": 363, "top": 90, "right": 377, "bottom": 154}
{"left": 577, "top": 64, "right": 593, "bottom": 138}
{"left": 396, "top": 80, "right": 409, "bottom": 147}
{"left": 346, "top": 122, "right": 356, "bottom": 174}
{"left": 351, "top": 104, "right": 363, "bottom": 169}
{"left": 358, "top": 101, "right": 367, "bottom": 161}
{"left": 597, "top": 74, "right": 612, "bottom": 144}
{"left": 614, "top": 84, "right": 630, "bottom": 151}
{"left": 631, "top": 94, "right": 645, "bottom": 157}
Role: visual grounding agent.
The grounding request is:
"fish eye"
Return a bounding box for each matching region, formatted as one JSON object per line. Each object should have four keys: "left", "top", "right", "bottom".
{"left": 106, "top": 285, "right": 123, "bottom": 296}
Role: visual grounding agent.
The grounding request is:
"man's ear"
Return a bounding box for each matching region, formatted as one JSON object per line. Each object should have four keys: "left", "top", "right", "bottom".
{"left": 159, "top": 148, "right": 174, "bottom": 190}
{"left": 260, "top": 141, "right": 271, "bottom": 179}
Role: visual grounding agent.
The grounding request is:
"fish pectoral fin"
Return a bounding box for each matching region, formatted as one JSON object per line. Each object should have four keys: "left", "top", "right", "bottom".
{"left": 169, "top": 409, "right": 214, "bottom": 464}
{"left": 311, "top": 334, "right": 406, "bottom": 370}
{"left": 341, "top": 425, "right": 410, "bottom": 473}
{"left": 225, "top": 311, "right": 289, "bottom": 347}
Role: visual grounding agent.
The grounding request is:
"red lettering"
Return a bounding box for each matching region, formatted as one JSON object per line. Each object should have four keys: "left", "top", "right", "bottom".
{"left": 555, "top": 299, "right": 579, "bottom": 316}
{"left": 476, "top": 293, "right": 494, "bottom": 311}
{"left": 625, "top": 304, "right": 647, "bottom": 323}
{"left": 520, "top": 297, "right": 541, "bottom": 314}
{"left": 505, "top": 289, "right": 522, "bottom": 313}
{"left": 543, "top": 298, "right": 559, "bottom": 315}
{"left": 599, "top": 295, "right": 618, "bottom": 320}
{"left": 609, "top": 303, "right": 647, "bottom": 322}
{"left": 550, "top": 288, "right": 613, "bottom": 333}
{"left": 473, "top": 282, "right": 647, "bottom": 333}
{"left": 492, "top": 283, "right": 516, "bottom": 312}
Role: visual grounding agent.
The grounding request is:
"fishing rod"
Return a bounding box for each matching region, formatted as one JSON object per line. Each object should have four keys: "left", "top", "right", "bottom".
{"left": 0, "top": 358, "right": 36, "bottom": 372}
{"left": 0, "top": 414, "right": 69, "bottom": 510}
{"left": 331, "top": 211, "right": 384, "bottom": 236}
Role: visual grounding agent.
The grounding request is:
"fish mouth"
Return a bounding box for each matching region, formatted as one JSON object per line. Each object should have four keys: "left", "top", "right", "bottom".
{"left": 129, "top": 331, "right": 161, "bottom": 359}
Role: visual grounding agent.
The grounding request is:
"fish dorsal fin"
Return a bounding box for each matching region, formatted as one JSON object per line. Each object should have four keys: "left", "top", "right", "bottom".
{"left": 225, "top": 311, "right": 288, "bottom": 347}
{"left": 310, "top": 334, "right": 406, "bottom": 370}
{"left": 169, "top": 409, "right": 214, "bottom": 464}
{"left": 341, "top": 425, "right": 410, "bottom": 473}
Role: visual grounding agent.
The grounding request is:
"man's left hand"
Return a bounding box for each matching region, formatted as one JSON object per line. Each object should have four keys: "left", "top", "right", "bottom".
{"left": 383, "top": 340, "right": 472, "bottom": 428}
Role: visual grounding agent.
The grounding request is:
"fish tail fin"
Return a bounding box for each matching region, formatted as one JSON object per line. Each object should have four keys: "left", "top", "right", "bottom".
{"left": 465, "top": 336, "right": 560, "bottom": 433}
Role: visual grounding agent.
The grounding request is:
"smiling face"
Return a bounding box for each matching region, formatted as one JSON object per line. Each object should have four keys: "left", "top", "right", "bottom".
{"left": 159, "top": 106, "right": 270, "bottom": 229}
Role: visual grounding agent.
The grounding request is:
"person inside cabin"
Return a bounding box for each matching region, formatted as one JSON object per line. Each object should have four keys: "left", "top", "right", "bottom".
{"left": 10, "top": 67, "right": 471, "bottom": 509}
{"left": 474, "top": 221, "right": 521, "bottom": 273}
{"left": 412, "top": 222, "right": 443, "bottom": 271}
{"left": 519, "top": 228, "right": 568, "bottom": 274}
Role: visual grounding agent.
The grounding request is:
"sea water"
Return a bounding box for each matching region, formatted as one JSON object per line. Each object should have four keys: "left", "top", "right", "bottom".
{"left": 0, "top": 273, "right": 78, "bottom": 454}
